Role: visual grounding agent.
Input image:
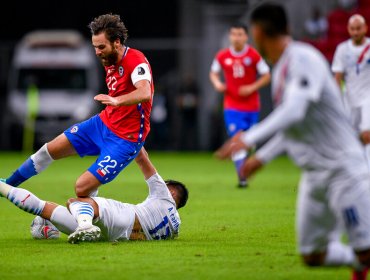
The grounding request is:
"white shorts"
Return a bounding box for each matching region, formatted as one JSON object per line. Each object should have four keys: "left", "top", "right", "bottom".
{"left": 349, "top": 99, "right": 370, "bottom": 132}
{"left": 297, "top": 167, "right": 370, "bottom": 254}
{"left": 91, "top": 197, "right": 136, "bottom": 242}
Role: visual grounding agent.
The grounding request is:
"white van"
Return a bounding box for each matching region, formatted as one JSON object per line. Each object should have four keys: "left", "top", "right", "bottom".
{"left": 4, "top": 29, "right": 103, "bottom": 149}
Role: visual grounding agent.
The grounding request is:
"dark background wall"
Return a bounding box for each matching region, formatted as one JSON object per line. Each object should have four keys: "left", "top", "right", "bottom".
{"left": 1, "top": 1, "right": 180, "bottom": 40}
{"left": 0, "top": 0, "right": 351, "bottom": 151}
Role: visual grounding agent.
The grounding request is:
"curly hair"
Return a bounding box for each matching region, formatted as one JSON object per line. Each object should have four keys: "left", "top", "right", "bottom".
{"left": 88, "top": 13, "right": 128, "bottom": 44}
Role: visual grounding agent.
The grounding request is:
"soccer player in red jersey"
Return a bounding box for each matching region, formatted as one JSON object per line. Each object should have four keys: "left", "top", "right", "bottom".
{"left": 209, "top": 23, "right": 271, "bottom": 188}
{"left": 2, "top": 14, "right": 153, "bottom": 200}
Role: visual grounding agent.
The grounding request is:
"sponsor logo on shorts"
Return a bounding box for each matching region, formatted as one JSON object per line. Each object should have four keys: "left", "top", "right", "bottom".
{"left": 70, "top": 126, "right": 78, "bottom": 133}
{"left": 119, "top": 66, "right": 124, "bottom": 76}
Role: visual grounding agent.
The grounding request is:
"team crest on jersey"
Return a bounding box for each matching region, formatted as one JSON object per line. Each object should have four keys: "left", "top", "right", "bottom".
{"left": 70, "top": 126, "right": 78, "bottom": 133}
{"left": 138, "top": 66, "right": 145, "bottom": 75}
{"left": 243, "top": 57, "right": 252, "bottom": 66}
{"left": 225, "top": 58, "right": 232, "bottom": 65}
{"left": 119, "top": 66, "right": 124, "bottom": 76}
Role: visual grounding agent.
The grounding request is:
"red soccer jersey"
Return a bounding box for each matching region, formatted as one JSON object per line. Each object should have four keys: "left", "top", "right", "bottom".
{"left": 99, "top": 47, "right": 154, "bottom": 142}
{"left": 212, "top": 45, "right": 269, "bottom": 112}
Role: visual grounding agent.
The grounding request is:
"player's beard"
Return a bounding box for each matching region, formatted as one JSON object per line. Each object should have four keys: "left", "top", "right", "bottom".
{"left": 352, "top": 34, "right": 366, "bottom": 46}
{"left": 99, "top": 48, "right": 119, "bottom": 66}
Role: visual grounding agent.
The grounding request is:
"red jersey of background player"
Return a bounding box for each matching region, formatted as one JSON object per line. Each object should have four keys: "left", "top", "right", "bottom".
{"left": 211, "top": 45, "right": 269, "bottom": 111}
{"left": 99, "top": 47, "right": 154, "bottom": 142}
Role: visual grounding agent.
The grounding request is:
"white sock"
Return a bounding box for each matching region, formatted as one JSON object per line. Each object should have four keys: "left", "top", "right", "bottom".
{"left": 31, "top": 144, "right": 54, "bottom": 173}
{"left": 324, "top": 241, "right": 363, "bottom": 270}
{"left": 6, "top": 187, "right": 45, "bottom": 216}
{"left": 68, "top": 201, "right": 94, "bottom": 229}
{"left": 231, "top": 149, "right": 248, "bottom": 184}
{"left": 49, "top": 205, "right": 78, "bottom": 235}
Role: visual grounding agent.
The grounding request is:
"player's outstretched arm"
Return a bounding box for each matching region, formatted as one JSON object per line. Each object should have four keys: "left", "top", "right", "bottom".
{"left": 240, "top": 133, "right": 286, "bottom": 179}
{"left": 214, "top": 131, "right": 249, "bottom": 160}
{"left": 135, "top": 147, "right": 157, "bottom": 180}
{"left": 94, "top": 80, "right": 151, "bottom": 106}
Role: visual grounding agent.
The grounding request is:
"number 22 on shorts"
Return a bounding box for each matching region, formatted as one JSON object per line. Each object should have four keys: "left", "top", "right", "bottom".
{"left": 97, "top": 155, "right": 117, "bottom": 175}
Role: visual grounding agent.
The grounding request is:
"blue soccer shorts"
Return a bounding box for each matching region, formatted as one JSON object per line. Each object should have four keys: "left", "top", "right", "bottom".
{"left": 223, "top": 109, "right": 259, "bottom": 137}
{"left": 64, "top": 114, "right": 144, "bottom": 184}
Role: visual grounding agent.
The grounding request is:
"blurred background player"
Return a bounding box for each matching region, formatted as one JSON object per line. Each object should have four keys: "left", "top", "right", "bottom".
{"left": 332, "top": 14, "right": 370, "bottom": 167}
{"left": 303, "top": 6, "right": 328, "bottom": 40}
{"left": 209, "top": 22, "right": 271, "bottom": 188}
{"left": 216, "top": 3, "right": 370, "bottom": 279}
{"left": 0, "top": 148, "right": 188, "bottom": 243}
{"left": 1, "top": 14, "right": 154, "bottom": 202}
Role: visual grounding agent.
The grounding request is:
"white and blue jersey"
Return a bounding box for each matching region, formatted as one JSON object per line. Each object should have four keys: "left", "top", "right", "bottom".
{"left": 134, "top": 173, "right": 181, "bottom": 240}
{"left": 91, "top": 173, "right": 180, "bottom": 242}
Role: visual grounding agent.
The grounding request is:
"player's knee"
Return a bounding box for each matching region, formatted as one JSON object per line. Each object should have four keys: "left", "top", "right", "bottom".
{"left": 74, "top": 183, "right": 90, "bottom": 197}
{"left": 75, "top": 173, "right": 101, "bottom": 197}
{"left": 301, "top": 254, "right": 325, "bottom": 267}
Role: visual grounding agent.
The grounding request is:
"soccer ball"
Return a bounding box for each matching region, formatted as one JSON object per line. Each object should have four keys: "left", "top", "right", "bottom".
{"left": 30, "top": 216, "right": 60, "bottom": 239}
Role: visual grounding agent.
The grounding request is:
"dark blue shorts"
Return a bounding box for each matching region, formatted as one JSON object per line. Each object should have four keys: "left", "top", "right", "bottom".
{"left": 224, "top": 109, "right": 259, "bottom": 137}
{"left": 64, "top": 115, "right": 144, "bottom": 184}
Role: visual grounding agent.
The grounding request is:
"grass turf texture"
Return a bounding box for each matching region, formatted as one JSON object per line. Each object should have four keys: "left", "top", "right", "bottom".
{"left": 0, "top": 151, "right": 350, "bottom": 279}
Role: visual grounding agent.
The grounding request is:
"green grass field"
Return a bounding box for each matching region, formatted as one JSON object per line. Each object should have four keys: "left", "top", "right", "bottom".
{"left": 0, "top": 151, "right": 350, "bottom": 279}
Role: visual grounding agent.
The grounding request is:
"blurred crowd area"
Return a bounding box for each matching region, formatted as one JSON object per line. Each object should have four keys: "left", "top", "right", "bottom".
{"left": 0, "top": 0, "right": 368, "bottom": 152}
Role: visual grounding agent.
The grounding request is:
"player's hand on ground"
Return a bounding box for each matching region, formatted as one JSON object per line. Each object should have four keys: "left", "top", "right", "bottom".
{"left": 214, "top": 131, "right": 248, "bottom": 160}
{"left": 240, "top": 156, "right": 263, "bottom": 179}
{"left": 94, "top": 94, "right": 119, "bottom": 106}
{"left": 239, "top": 84, "right": 256, "bottom": 96}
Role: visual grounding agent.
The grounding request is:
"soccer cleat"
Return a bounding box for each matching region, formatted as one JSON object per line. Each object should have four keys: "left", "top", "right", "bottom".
{"left": 351, "top": 268, "right": 368, "bottom": 280}
{"left": 68, "top": 225, "right": 101, "bottom": 244}
{"left": 237, "top": 180, "right": 248, "bottom": 189}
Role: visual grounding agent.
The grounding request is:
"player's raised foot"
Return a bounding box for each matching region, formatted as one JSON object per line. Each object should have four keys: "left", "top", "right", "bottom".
{"left": 351, "top": 268, "right": 368, "bottom": 280}
{"left": 68, "top": 225, "right": 101, "bottom": 244}
{"left": 237, "top": 180, "right": 248, "bottom": 189}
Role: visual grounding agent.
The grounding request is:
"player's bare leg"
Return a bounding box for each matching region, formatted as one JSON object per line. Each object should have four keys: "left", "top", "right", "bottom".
{"left": 75, "top": 171, "right": 101, "bottom": 197}
{"left": 352, "top": 250, "right": 370, "bottom": 280}
{"left": 4, "top": 133, "right": 77, "bottom": 187}
{"left": 301, "top": 242, "right": 370, "bottom": 280}
{"left": 47, "top": 133, "right": 78, "bottom": 159}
